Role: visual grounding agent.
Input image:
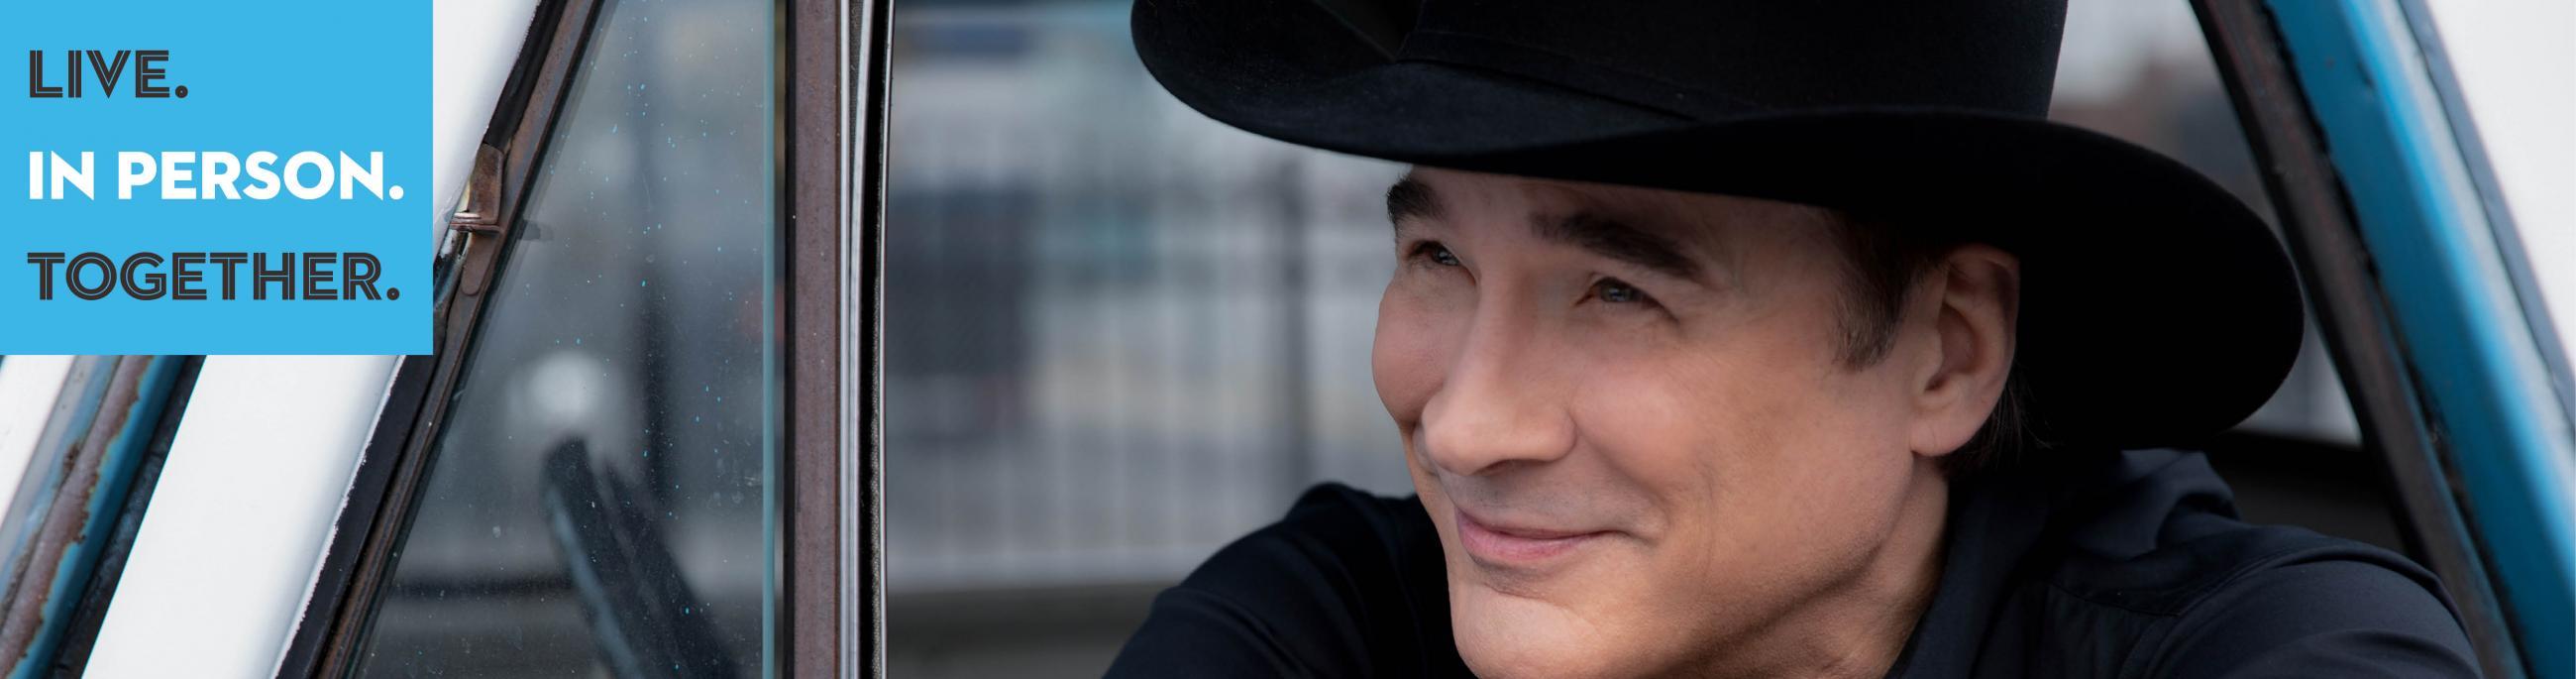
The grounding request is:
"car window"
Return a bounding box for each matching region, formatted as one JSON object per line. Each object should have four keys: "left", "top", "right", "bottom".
{"left": 878, "top": 0, "right": 2377, "bottom": 675}
{"left": 350, "top": 0, "right": 779, "bottom": 673}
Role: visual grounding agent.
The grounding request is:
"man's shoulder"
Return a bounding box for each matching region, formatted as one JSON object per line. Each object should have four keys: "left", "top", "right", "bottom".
{"left": 2038, "top": 455, "right": 2434, "bottom": 616}
{"left": 1280, "top": 482, "right": 1431, "bottom": 540}
{"left": 2149, "top": 535, "right": 2482, "bottom": 676}
{"left": 2008, "top": 449, "right": 2479, "bottom": 676}
{"left": 1106, "top": 484, "right": 1468, "bottom": 678}
{"left": 1182, "top": 483, "right": 1434, "bottom": 589}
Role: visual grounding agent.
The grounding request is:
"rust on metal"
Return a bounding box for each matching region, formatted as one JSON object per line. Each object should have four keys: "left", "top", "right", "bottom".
{"left": 0, "top": 357, "right": 152, "bottom": 671}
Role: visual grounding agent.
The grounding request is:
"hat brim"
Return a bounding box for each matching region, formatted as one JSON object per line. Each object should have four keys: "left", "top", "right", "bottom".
{"left": 1135, "top": 0, "right": 2306, "bottom": 449}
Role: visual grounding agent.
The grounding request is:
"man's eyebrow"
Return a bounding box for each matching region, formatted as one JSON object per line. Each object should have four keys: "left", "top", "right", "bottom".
{"left": 1535, "top": 211, "right": 1701, "bottom": 280}
{"left": 1386, "top": 176, "right": 1441, "bottom": 226}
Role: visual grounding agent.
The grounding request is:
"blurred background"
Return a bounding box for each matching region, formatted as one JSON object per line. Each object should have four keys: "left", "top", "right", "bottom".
{"left": 881, "top": 0, "right": 2371, "bottom": 677}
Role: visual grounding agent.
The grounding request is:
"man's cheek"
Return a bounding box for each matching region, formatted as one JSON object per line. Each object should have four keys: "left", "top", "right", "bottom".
{"left": 1372, "top": 302, "right": 1455, "bottom": 421}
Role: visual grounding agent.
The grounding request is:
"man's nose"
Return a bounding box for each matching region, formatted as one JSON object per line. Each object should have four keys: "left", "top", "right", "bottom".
{"left": 1417, "top": 310, "right": 1575, "bottom": 477}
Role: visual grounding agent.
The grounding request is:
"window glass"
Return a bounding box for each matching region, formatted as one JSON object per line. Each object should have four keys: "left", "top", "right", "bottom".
{"left": 353, "top": 0, "right": 777, "bottom": 674}
{"left": 883, "top": 2, "right": 1401, "bottom": 673}
{"left": 884, "top": 0, "right": 1404, "bottom": 583}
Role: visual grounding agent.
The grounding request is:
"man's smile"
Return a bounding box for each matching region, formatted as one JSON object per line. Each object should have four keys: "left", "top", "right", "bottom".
{"left": 1452, "top": 507, "right": 1616, "bottom": 570}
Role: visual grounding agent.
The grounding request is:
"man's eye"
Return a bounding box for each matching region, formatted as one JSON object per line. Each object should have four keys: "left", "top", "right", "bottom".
{"left": 1412, "top": 242, "right": 1462, "bottom": 267}
{"left": 1592, "top": 279, "right": 1650, "bottom": 304}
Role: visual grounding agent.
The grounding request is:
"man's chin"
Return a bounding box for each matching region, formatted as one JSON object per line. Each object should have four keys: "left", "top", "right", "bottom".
{"left": 1449, "top": 584, "right": 1641, "bottom": 679}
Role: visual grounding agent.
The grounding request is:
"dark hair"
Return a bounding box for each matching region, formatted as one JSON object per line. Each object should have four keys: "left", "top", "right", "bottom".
{"left": 1822, "top": 209, "right": 2031, "bottom": 473}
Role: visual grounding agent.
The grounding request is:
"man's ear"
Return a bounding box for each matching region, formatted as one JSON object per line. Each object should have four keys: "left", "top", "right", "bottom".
{"left": 1907, "top": 245, "right": 2020, "bottom": 458}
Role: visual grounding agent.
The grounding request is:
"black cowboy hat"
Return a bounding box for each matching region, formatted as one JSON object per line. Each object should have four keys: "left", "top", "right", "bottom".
{"left": 1131, "top": 0, "right": 2305, "bottom": 450}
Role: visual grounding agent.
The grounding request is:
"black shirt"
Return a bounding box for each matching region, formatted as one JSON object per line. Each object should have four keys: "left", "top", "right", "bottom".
{"left": 1106, "top": 449, "right": 2480, "bottom": 677}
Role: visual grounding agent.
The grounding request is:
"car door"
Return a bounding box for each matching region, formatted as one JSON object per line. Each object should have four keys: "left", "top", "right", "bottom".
{"left": 0, "top": 0, "right": 895, "bottom": 676}
{"left": 2199, "top": 1, "right": 2575, "bottom": 677}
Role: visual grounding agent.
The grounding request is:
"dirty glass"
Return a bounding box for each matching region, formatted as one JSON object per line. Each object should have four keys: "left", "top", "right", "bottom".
{"left": 353, "top": 0, "right": 776, "bottom": 674}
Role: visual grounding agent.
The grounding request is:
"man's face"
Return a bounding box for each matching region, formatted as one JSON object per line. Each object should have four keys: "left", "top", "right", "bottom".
{"left": 1372, "top": 169, "right": 1944, "bottom": 677}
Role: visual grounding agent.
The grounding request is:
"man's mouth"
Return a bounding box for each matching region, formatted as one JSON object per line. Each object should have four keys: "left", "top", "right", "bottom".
{"left": 1452, "top": 508, "right": 1612, "bottom": 568}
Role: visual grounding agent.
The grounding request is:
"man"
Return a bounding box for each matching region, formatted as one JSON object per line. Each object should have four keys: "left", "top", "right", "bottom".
{"left": 1107, "top": 1, "right": 2478, "bottom": 677}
